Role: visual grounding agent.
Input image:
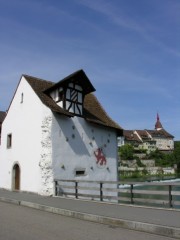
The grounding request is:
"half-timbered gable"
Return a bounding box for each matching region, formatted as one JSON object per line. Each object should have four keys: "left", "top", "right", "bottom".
{"left": 45, "top": 70, "right": 95, "bottom": 116}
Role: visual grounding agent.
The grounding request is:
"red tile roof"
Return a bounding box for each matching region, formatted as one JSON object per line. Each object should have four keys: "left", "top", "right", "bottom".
{"left": 123, "top": 130, "right": 142, "bottom": 142}
{"left": 0, "top": 111, "right": 6, "bottom": 124}
{"left": 147, "top": 129, "right": 174, "bottom": 138}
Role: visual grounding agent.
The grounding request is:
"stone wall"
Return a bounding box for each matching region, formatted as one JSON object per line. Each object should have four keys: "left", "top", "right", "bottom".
{"left": 39, "top": 116, "right": 54, "bottom": 195}
{"left": 119, "top": 159, "right": 175, "bottom": 176}
{"left": 119, "top": 166, "right": 175, "bottom": 175}
{"left": 121, "top": 159, "right": 155, "bottom": 168}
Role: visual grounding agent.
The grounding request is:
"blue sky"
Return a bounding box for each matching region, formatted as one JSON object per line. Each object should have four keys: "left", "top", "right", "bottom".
{"left": 0, "top": 0, "right": 179, "bottom": 139}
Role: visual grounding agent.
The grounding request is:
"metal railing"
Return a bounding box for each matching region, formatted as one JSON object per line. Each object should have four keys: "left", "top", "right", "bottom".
{"left": 54, "top": 179, "right": 180, "bottom": 209}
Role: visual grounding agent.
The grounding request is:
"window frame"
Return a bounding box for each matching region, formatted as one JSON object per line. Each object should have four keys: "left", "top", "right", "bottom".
{"left": 7, "top": 133, "right": 12, "bottom": 149}
{"left": 75, "top": 168, "right": 86, "bottom": 177}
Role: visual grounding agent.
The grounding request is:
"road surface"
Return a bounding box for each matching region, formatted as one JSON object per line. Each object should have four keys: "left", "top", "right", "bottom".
{"left": 0, "top": 202, "right": 175, "bottom": 240}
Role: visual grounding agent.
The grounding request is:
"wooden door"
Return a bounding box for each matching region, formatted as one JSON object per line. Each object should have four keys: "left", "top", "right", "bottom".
{"left": 13, "top": 164, "right": 20, "bottom": 190}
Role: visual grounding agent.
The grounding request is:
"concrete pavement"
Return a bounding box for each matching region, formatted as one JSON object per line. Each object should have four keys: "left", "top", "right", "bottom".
{"left": 0, "top": 188, "right": 180, "bottom": 239}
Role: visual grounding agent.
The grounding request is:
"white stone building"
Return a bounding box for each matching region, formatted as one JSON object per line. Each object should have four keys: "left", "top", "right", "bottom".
{"left": 119, "top": 114, "right": 174, "bottom": 153}
{"left": 0, "top": 70, "right": 123, "bottom": 196}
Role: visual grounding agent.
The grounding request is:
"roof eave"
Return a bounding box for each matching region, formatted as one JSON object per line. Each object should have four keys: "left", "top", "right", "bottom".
{"left": 85, "top": 117, "right": 123, "bottom": 136}
{"left": 52, "top": 109, "right": 74, "bottom": 117}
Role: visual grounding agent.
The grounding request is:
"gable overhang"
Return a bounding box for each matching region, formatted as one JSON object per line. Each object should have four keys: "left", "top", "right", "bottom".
{"left": 44, "top": 69, "right": 96, "bottom": 95}
{"left": 22, "top": 75, "right": 73, "bottom": 118}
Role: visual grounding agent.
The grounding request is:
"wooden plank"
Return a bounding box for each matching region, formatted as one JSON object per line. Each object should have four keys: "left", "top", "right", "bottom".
{"left": 57, "top": 178, "right": 176, "bottom": 184}
{"left": 119, "top": 182, "right": 180, "bottom": 186}
{"left": 55, "top": 179, "right": 180, "bottom": 186}
{"left": 77, "top": 186, "right": 100, "bottom": 191}
{"left": 171, "top": 191, "right": 180, "bottom": 196}
{"left": 133, "top": 190, "right": 168, "bottom": 195}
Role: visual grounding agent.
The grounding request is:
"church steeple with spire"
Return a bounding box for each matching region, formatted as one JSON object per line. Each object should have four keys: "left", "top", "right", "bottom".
{"left": 155, "top": 113, "right": 163, "bottom": 130}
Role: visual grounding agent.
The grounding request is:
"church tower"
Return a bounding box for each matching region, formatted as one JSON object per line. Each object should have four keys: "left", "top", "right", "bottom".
{"left": 155, "top": 113, "right": 163, "bottom": 130}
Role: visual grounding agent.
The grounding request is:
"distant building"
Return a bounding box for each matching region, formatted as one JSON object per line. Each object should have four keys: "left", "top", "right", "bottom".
{"left": 121, "top": 129, "right": 156, "bottom": 154}
{"left": 118, "top": 114, "right": 174, "bottom": 153}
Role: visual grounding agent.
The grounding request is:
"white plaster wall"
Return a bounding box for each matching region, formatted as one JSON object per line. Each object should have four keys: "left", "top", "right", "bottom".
{"left": 155, "top": 137, "right": 174, "bottom": 150}
{"left": 51, "top": 113, "right": 118, "bottom": 199}
{"left": 52, "top": 114, "right": 118, "bottom": 180}
{"left": 0, "top": 77, "right": 52, "bottom": 194}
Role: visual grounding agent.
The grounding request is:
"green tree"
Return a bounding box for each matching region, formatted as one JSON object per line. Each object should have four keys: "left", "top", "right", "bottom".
{"left": 119, "top": 144, "right": 134, "bottom": 160}
{"left": 148, "top": 149, "right": 163, "bottom": 160}
{"left": 147, "top": 149, "right": 170, "bottom": 167}
{"left": 173, "top": 141, "right": 180, "bottom": 173}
